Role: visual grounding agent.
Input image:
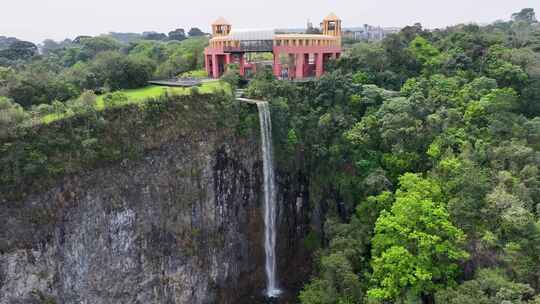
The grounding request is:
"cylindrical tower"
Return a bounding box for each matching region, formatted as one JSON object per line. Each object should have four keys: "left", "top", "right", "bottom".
{"left": 212, "top": 17, "right": 231, "bottom": 37}
{"left": 322, "top": 13, "right": 342, "bottom": 44}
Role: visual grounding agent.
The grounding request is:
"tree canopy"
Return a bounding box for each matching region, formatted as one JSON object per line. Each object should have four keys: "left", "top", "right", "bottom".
{"left": 245, "top": 7, "right": 540, "bottom": 304}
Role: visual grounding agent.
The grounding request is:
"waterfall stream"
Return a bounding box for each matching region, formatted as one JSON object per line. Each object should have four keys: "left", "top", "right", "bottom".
{"left": 257, "top": 101, "right": 281, "bottom": 298}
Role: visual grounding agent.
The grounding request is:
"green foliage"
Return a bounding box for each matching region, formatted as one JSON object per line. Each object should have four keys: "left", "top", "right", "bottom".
{"left": 0, "top": 40, "right": 38, "bottom": 61}
{"left": 512, "top": 8, "right": 538, "bottom": 24}
{"left": 408, "top": 36, "right": 444, "bottom": 74}
{"left": 221, "top": 64, "right": 241, "bottom": 88}
{"left": 0, "top": 91, "right": 239, "bottom": 202}
{"left": 244, "top": 11, "right": 540, "bottom": 302}
{"left": 78, "top": 36, "right": 122, "bottom": 58}
{"left": 303, "top": 231, "right": 321, "bottom": 252}
{"left": 178, "top": 69, "right": 208, "bottom": 79}
{"left": 188, "top": 27, "right": 206, "bottom": 37}
{"left": 0, "top": 36, "right": 209, "bottom": 108}
{"left": 38, "top": 82, "right": 226, "bottom": 124}
{"left": 102, "top": 91, "right": 128, "bottom": 107}
{"left": 368, "top": 173, "right": 468, "bottom": 301}
{"left": 91, "top": 51, "right": 155, "bottom": 90}
{"left": 435, "top": 268, "right": 535, "bottom": 304}
{"left": 300, "top": 253, "right": 363, "bottom": 304}
{"left": 352, "top": 71, "right": 370, "bottom": 85}
{"left": 486, "top": 47, "right": 528, "bottom": 88}
{"left": 168, "top": 28, "right": 187, "bottom": 41}
{"left": 151, "top": 37, "right": 209, "bottom": 78}
{"left": 479, "top": 87, "right": 520, "bottom": 113}
{"left": 0, "top": 96, "right": 29, "bottom": 138}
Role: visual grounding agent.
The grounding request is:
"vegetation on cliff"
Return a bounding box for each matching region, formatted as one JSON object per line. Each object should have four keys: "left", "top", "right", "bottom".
{"left": 247, "top": 8, "right": 540, "bottom": 304}
{"left": 0, "top": 84, "right": 256, "bottom": 203}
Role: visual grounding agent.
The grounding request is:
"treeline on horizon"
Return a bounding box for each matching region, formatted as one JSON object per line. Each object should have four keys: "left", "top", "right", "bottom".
{"left": 0, "top": 26, "right": 212, "bottom": 138}
{"left": 0, "top": 26, "right": 208, "bottom": 53}
{"left": 0, "top": 28, "right": 207, "bottom": 105}
{"left": 243, "top": 7, "right": 540, "bottom": 304}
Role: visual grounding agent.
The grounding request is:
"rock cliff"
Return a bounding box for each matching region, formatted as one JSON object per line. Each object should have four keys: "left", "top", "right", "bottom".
{"left": 1, "top": 132, "right": 268, "bottom": 304}
{"left": 0, "top": 93, "right": 312, "bottom": 304}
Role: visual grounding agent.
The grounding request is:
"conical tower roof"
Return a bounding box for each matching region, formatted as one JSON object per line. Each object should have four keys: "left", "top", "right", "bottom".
{"left": 323, "top": 12, "right": 340, "bottom": 21}
{"left": 212, "top": 17, "right": 231, "bottom": 25}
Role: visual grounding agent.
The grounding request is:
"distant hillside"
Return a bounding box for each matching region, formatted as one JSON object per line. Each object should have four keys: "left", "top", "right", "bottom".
{"left": 0, "top": 36, "right": 20, "bottom": 50}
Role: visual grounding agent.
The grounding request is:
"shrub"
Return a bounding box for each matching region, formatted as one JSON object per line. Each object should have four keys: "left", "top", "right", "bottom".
{"left": 64, "top": 90, "right": 97, "bottom": 114}
{"left": 103, "top": 92, "right": 128, "bottom": 107}
{"left": 221, "top": 64, "right": 241, "bottom": 88}
{"left": 0, "top": 96, "right": 29, "bottom": 138}
{"left": 178, "top": 69, "right": 208, "bottom": 79}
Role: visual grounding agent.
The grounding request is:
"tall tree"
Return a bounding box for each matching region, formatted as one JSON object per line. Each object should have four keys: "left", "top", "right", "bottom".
{"left": 368, "top": 174, "right": 468, "bottom": 302}
{"left": 168, "top": 28, "right": 187, "bottom": 41}
{"left": 142, "top": 31, "right": 168, "bottom": 41}
{"left": 512, "top": 8, "right": 537, "bottom": 24}
{"left": 0, "top": 40, "right": 38, "bottom": 61}
{"left": 188, "top": 27, "right": 206, "bottom": 37}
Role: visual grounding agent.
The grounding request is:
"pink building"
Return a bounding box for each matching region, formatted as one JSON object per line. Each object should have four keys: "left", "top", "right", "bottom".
{"left": 204, "top": 13, "right": 342, "bottom": 80}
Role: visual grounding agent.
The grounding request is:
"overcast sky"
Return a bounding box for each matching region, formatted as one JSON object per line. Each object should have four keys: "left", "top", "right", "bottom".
{"left": 2, "top": 0, "right": 540, "bottom": 43}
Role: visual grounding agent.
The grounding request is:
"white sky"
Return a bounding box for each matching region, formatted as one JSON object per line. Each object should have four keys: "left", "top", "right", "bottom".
{"left": 2, "top": 0, "right": 540, "bottom": 43}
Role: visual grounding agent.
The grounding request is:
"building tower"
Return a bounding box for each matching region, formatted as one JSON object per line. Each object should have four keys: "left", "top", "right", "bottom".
{"left": 212, "top": 17, "right": 231, "bottom": 36}
{"left": 322, "top": 13, "right": 342, "bottom": 43}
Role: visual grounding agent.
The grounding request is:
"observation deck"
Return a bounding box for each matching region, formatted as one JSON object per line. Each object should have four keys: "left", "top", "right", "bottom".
{"left": 204, "top": 13, "right": 343, "bottom": 80}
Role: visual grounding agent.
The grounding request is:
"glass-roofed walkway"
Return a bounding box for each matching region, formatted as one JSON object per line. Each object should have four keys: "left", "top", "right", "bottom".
{"left": 204, "top": 14, "right": 342, "bottom": 80}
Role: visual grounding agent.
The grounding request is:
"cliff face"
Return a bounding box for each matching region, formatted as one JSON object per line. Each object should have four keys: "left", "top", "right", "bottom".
{"left": 0, "top": 130, "right": 267, "bottom": 304}
{"left": 0, "top": 93, "right": 281, "bottom": 304}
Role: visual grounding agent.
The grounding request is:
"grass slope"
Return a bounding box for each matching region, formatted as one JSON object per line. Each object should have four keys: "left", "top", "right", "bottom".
{"left": 42, "top": 81, "right": 228, "bottom": 124}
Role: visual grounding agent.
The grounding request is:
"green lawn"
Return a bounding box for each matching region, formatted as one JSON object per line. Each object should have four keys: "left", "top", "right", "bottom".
{"left": 96, "top": 81, "right": 228, "bottom": 109}
{"left": 95, "top": 86, "right": 185, "bottom": 109}
{"left": 43, "top": 81, "right": 229, "bottom": 124}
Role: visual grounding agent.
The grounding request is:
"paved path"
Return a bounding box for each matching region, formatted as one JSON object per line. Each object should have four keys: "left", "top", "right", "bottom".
{"left": 235, "top": 89, "right": 267, "bottom": 104}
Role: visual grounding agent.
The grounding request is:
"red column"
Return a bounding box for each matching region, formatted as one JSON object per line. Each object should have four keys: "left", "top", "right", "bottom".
{"left": 239, "top": 53, "right": 245, "bottom": 77}
{"left": 204, "top": 54, "right": 210, "bottom": 77}
{"left": 304, "top": 53, "right": 310, "bottom": 77}
{"left": 224, "top": 54, "right": 232, "bottom": 74}
{"left": 316, "top": 52, "right": 324, "bottom": 78}
{"left": 273, "top": 52, "right": 281, "bottom": 79}
{"left": 295, "top": 53, "right": 305, "bottom": 79}
{"left": 212, "top": 54, "right": 219, "bottom": 78}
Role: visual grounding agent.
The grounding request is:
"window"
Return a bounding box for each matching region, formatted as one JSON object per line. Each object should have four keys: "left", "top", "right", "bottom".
{"left": 328, "top": 21, "right": 336, "bottom": 31}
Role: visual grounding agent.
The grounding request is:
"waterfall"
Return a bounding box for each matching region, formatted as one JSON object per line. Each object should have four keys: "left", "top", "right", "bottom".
{"left": 257, "top": 101, "right": 281, "bottom": 298}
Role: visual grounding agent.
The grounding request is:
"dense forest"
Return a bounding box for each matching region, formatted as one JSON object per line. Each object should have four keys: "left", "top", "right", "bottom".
{"left": 244, "top": 8, "right": 540, "bottom": 304}
{"left": 1, "top": 7, "right": 540, "bottom": 304}
{"left": 0, "top": 27, "right": 208, "bottom": 137}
